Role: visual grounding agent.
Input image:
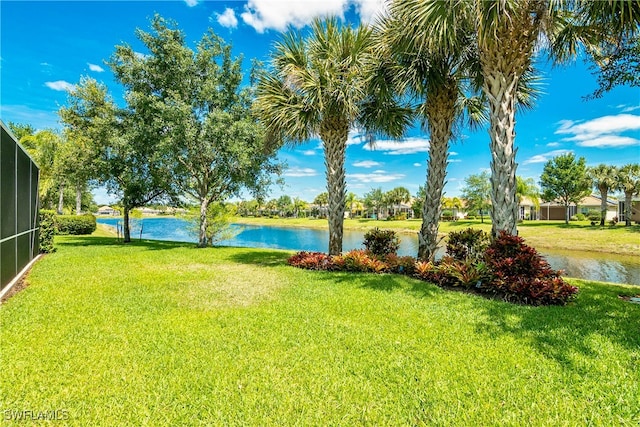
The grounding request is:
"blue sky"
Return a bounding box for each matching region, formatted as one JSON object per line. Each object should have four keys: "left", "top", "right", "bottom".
{"left": 1, "top": 1, "right": 639, "bottom": 205}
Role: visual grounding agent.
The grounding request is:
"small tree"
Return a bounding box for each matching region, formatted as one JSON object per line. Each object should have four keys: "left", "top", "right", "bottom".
{"left": 363, "top": 188, "right": 385, "bottom": 219}
{"left": 540, "top": 153, "right": 592, "bottom": 224}
{"left": 461, "top": 171, "right": 492, "bottom": 223}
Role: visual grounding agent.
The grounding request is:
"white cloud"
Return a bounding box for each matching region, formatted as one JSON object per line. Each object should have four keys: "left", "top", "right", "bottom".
{"left": 284, "top": 167, "right": 318, "bottom": 177}
{"left": 184, "top": 0, "right": 198, "bottom": 7}
{"left": 216, "top": 8, "right": 238, "bottom": 28}
{"left": 622, "top": 105, "right": 640, "bottom": 113}
{"left": 347, "top": 170, "right": 405, "bottom": 183}
{"left": 449, "top": 159, "right": 462, "bottom": 163}
{"left": 44, "top": 80, "right": 75, "bottom": 92}
{"left": 449, "top": 151, "right": 459, "bottom": 156}
{"left": 576, "top": 135, "right": 640, "bottom": 148}
{"left": 240, "top": 0, "right": 386, "bottom": 33}
{"left": 300, "top": 149, "right": 316, "bottom": 156}
{"left": 241, "top": 0, "right": 347, "bottom": 33}
{"left": 88, "top": 63, "right": 104, "bottom": 72}
{"left": 546, "top": 142, "right": 560, "bottom": 147}
{"left": 522, "top": 149, "right": 572, "bottom": 165}
{"left": 413, "top": 163, "right": 421, "bottom": 167}
{"left": 555, "top": 114, "right": 640, "bottom": 148}
{"left": 353, "top": 160, "right": 381, "bottom": 168}
{"left": 363, "top": 137, "right": 430, "bottom": 155}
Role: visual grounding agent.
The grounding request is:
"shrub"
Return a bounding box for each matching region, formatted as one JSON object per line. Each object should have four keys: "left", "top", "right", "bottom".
{"left": 56, "top": 214, "right": 97, "bottom": 235}
{"left": 287, "top": 252, "right": 333, "bottom": 271}
{"left": 339, "top": 250, "right": 388, "bottom": 273}
{"left": 466, "top": 215, "right": 476, "bottom": 220}
{"left": 609, "top": 217, "right": 618, "bottom": 226}
{"left": 39, "top": 210, "right": 56, "bottom": 253}
{"left": 484, "top": 232, "right": 578, "bottom": 305}
{"left": 363, "top": 228, "right": 400, "bottom": 257}
{"left": 385, "top": 254, "right": 416, "bottom": 275}
{"left": 586, "top": 210, "right": 601, "bottom": 222}
{"left": 575, "top": 213, "right": 586, "bottom": 221}
{"left": 449, "top": 259, "right": 491, "bottom": 288}
{"left": 446, "top": 228, "right": 490, "bottom": 262}
{"left": 569, "top": 215, "right": 578, "bottom": 221}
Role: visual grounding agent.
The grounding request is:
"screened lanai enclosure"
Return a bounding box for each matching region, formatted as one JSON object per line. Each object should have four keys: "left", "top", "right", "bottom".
{"left": 1, "top": 120, "right": 40, "bottom": 294}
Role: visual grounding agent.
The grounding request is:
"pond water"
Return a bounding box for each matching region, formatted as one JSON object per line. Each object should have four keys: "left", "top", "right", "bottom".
{"left": 97, "top": 217, "right": 640, "bottom": 286}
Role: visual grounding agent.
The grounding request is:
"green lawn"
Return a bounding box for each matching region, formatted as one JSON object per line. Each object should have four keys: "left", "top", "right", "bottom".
{"left": 233, "top": 216, "right": 640, "bottom": 256}
{"left": 1, "top": 235, "right": 639, "bottom": 425}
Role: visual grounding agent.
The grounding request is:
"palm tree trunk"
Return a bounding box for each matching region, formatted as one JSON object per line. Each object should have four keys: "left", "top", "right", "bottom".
{"left": 624, "top": 192, "right": 632, "bottom": 226}
{"left": 320, "top": 119, "right": 348, "bottom": 256}
{"left": 418, "top": 86, "right": 456, "bottom": 261}
{"left": 479, "top": 20, "right": 536, "bottom": 239}
{"left": 599, "top": 185, "right": 608, "bottom": 227}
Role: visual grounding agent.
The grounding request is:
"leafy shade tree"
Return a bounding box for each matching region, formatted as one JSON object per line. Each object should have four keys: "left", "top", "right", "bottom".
{"left": 617, "top": 163, "right": 640, "bottom": 226}
{"left": 363, "top": 187, "right": 385, "bottom": 219}
{"left": 60, "top": 77, "right": 173, "bottom": 242}
{"left": 411, "top": 186, "right": 426, "bottom": 218}
{"left": 254, "top": 18, "right": 405, "bottom": 255}
{"left": 540, "top": 153, "right": 592, "bottom": 225}
{"left": 110, "top": 16, "right": 279, "bottom": 247}
{"left": 588, "top": 164, "right": 618, "bottom": 226}
{"left": 461, "top": 171, "right": 492, "bottom": 223}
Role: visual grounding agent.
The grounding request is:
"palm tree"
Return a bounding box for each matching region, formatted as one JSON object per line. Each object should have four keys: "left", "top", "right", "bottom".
{"left": 588, "top": 164, "right": 618, "bottom": 226}
{"left": 399, "top": 0, "right": 640, "bottom": 239}
{"left": 345, "top": 192, "right": 358, "bottom": 219}
{"left": 375, "top": 2, "right": 485, "bottom": 260}
{"left": 254, "top": 18, "right": 404, "bottom": 255}
{"left": 617, "top": 164, "right": 640, "bottom": 226}
{"left": 516, "top": 176, "right": 540, "bottom": 220}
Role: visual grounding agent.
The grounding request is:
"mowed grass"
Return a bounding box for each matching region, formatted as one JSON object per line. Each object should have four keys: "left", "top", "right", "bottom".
{"left": 233, "top": 216, "right": 640, "bottom": 256}
{"left": 1, "top": 235, "right": 639, "bottom": 425}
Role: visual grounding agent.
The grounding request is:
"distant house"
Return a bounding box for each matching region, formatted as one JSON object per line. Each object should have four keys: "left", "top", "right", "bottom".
{"left": 519, "top": 196, "right": 539, "bottom": 220}
{"left": 96, "top": 205, "right": 119, "bottom": 216}
{"left": 539, "top": 195, "right": 618, "bottom": 221}
{"left": 619, "top": 198, "right": 640, "bottom": 223}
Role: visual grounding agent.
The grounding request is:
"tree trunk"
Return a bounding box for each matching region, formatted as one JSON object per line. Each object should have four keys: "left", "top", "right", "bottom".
{"left": 418, "top": 84, "right": 456, "bottom": 261}
{"left": 57, "top": 184, "right": 64, "bottom": 214}
{"left": 123, "top": 207, "right": 131, "bottom": 243}
{"left": 599, "top": 185, "right": 608, "bottom": 227}
{"left": 565, "top": 205, "right": 570, "bottom": 225}
{"left": 320, "top": 119, "right": 348, "bottom": 256}
{"left": 198, "top": 198, "right": 209, "bottom": 247}
{"left": 479, "top": 17, "right": 536, "bottom": 239}
{"left": 625, "top": 192, "right": 632, "bottom": 226}
{"left": 75, "top": 184, "right": 82, "bottom": 215}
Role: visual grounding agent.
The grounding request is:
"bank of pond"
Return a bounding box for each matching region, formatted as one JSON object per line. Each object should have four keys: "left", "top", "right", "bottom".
{"left": 96, "top": 217, "right": 640, "bottom": 286}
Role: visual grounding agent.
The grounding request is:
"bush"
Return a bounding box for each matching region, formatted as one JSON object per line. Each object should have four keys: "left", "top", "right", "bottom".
{"left": 39, "top": 210, "right": 56, "bottom": 253}
{"left": 287, "top": 252, "right": 333, "bottom": 271}
{"left": 446, "top": 228, "right": 490, "bottom": 262}
{"left": 56, "top": 214, "right": 97, "bottom": 235}
{"left": 363, "top": 228, "right": 400, "bottom": 257}
{"left": 484, "top": 232, "right": 578, "bottom": 305}
{"left": 586, "top": 210, "right": 601, "bottom": 222}
{"left": 575, "top": 213, "right": 586, "bottom": 221}
{"left": 569, "top": 215, "right": 578, "bottom": 221}
{"left": 609, "top": 217, "right": 618, "bottom": 226}
{"left": 335, "top": 250, "right": 388, "bottom": 273}
{"left": 385, "top": 254, "right": 417, "bottom": 275}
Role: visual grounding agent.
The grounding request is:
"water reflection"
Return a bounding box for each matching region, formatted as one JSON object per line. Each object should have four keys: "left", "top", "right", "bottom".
{"left": 97, "top": 218, "right": 640, "bottom": 286}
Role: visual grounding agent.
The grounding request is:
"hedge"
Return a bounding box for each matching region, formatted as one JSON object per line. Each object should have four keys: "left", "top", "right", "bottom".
{"left": 39, "top": 210, "right": 57, "bottom": 253}
{"left": 56, "top": 214, "right": 97, "bottom": 235}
